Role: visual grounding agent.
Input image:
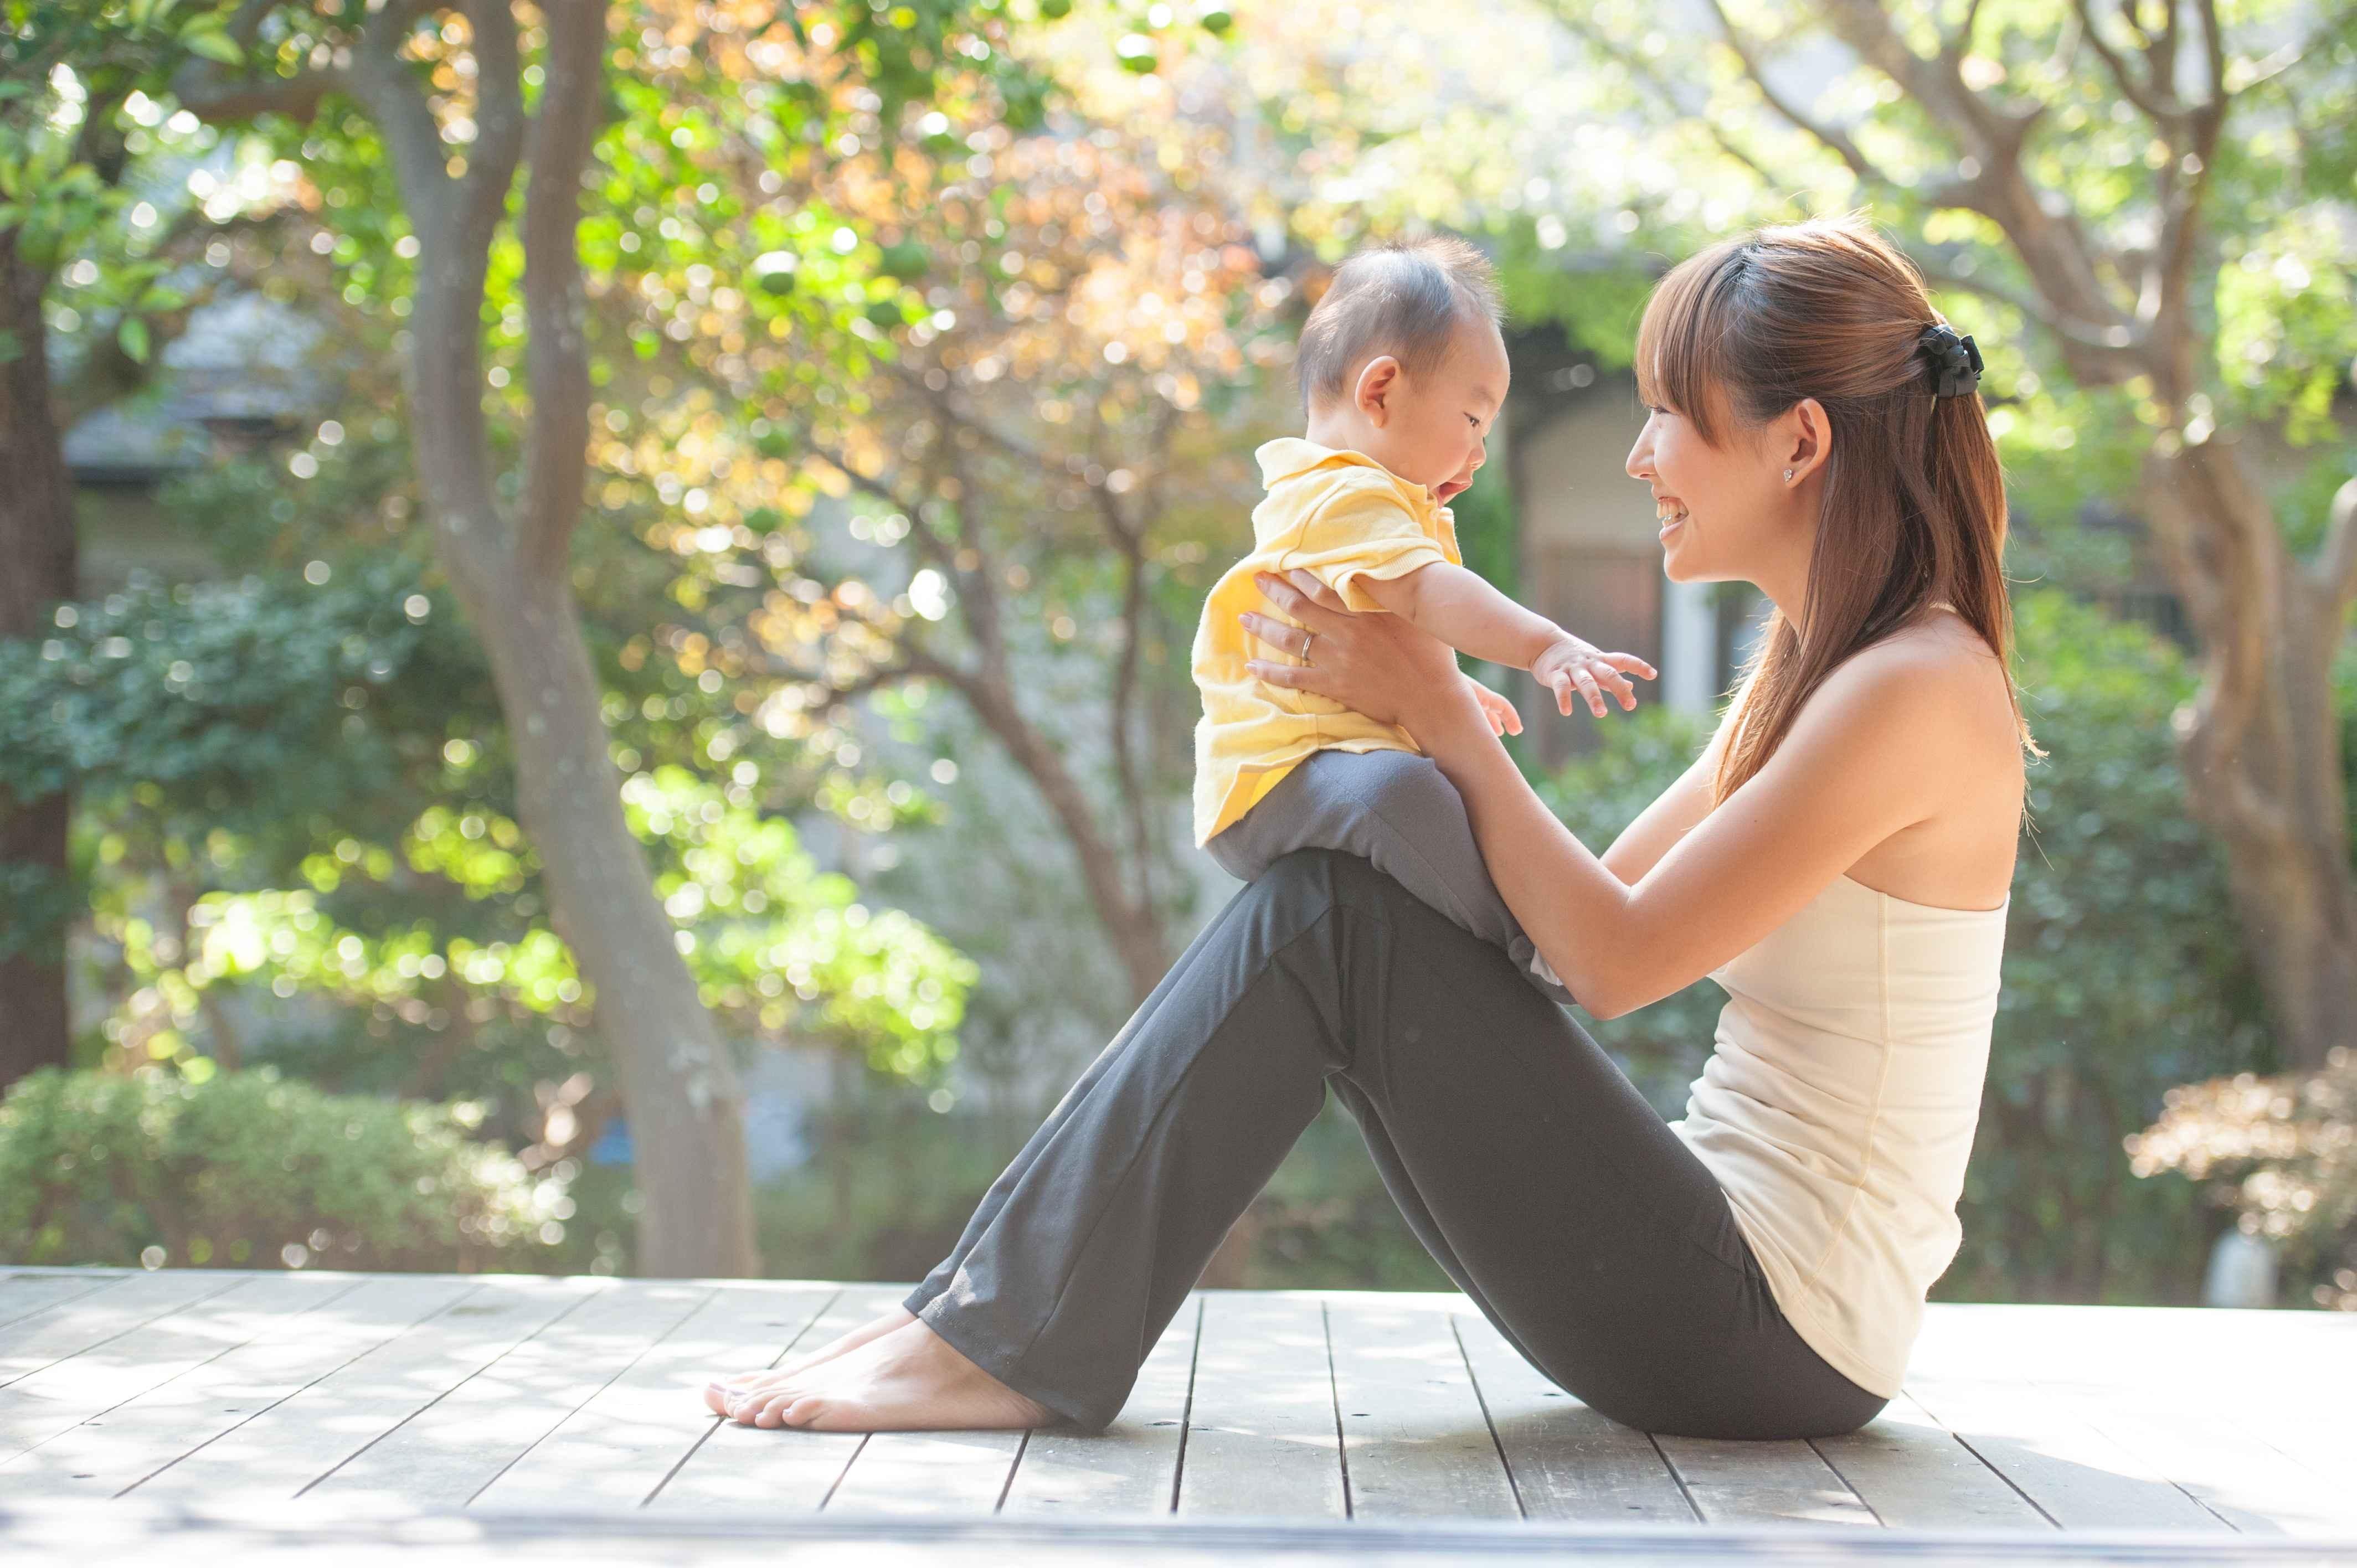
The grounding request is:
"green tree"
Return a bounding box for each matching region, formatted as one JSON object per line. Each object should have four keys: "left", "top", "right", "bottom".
{"left": 160, "top": 0, "right": 1027, "bottom": 1275}
{"left": 535, "top": 4, "right": 1275, "bottom": 1005}
{"left": 0, "top": 0, "right": 243, "bottom": 1087}
{"left": 1528, "top": 0, "right": 2357, "bottom": 1069}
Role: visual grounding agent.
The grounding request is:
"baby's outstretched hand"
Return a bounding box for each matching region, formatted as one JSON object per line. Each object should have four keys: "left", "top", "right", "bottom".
{"left": 1533, "top": 635, "right": 1657, "bottom": 719}
{"left": 1467, "top": 678, "right": 1522, "bottom": 737}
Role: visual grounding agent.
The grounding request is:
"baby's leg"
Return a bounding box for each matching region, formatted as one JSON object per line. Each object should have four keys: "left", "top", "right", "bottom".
{"left": 1206, "top": 750, "right": 1577, "bottom": 1007}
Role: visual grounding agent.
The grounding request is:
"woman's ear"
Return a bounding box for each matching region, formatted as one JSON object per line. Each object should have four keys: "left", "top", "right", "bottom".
{"left": 1780, "top": 397, "right": 1831, "bottom": 486}
{"left": 1354, "top": 355, "right": 1401, "bottom": 427}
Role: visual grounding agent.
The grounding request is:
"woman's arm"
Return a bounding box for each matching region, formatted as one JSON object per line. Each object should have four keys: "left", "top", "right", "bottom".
{"left": 1243, "top": 571, "right": 1976, "bottom": 1018}
{"left": 1596, "top": 687, "right": 1745, "bottom": 885}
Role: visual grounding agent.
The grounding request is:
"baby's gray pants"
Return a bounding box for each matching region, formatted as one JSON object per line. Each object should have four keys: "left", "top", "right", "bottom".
{"left": 1204, "top": 748, "right": 1577, "bottom": 1008}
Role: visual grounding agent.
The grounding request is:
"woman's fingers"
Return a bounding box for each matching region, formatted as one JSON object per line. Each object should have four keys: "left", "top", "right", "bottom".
{"left": 1252, "top": 570, "right": 1348, "bottom": 630}
{"left": 1244, "top": 659, "right": 1312, "bottom": 687}
{"left": 1282, "top": 568, "right": 1349, "bottom": 609}
{"left": 1236, "top": 610, "right": 1309, "bottom": 655}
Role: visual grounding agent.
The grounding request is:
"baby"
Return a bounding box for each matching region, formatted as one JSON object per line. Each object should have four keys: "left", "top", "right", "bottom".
{"left": 1190, "top": 236, "right": 1653, "bottom": 1006}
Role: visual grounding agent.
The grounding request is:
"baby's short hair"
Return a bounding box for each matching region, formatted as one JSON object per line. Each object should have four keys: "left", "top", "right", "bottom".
{"left": 1295, "top": 235, "right": 1503, "bottom": 414}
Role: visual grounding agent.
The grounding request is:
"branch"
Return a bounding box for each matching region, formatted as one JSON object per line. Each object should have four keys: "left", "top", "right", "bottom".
{"left": 1810, "top": 0, "right": 2135, "bottom": 361}
{"left": 2071, "top": 0, "right": 2190, "bottom": 122}
{"left": 1916, "top": 258, "right": 2145, "bottom": 371}
{"left": 1536, "top": 1, "right": 1784, "bottom": 190}
{"left": 455, "top": 0, "right": 529, "bottom": 251}
{"left": 514, "top": 0, "right": 610, "bottom": 581}
{"left": 1941, "top": 0, "right": 1989, "bottom": 63}
{"left": 342, "top": 0, "right": 452, "bottom": 236}
{"left": 1700, "top": 0, "right": 1899, "bottom": 192}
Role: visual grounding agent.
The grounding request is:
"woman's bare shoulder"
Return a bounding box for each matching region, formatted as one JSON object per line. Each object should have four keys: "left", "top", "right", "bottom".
{"left": 1809, "top": 608, "right": 2025, "bottom": 903}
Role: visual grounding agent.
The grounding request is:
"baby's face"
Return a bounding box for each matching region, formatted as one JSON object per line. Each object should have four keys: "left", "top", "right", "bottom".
{"left": 1385, "top": 319, "right": 1510, "bottom": 506}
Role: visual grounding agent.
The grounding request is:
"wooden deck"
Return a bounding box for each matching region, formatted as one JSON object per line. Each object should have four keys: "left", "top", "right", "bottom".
{"left": 1, "top": 1267, "right": 2353, "bottom": 1564}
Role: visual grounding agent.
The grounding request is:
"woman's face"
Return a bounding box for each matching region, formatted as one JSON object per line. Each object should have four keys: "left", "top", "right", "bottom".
{"left": 1623, "top": 379, "right": 1801, "bottom": 586}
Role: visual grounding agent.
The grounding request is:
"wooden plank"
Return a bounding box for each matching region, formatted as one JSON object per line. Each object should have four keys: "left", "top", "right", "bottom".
{"left": 123, "top": 1273, "right": 603, "bottom": 1505}
{"left": 478, "top": 1281, "right": 838, "bottom": 1511}
{"left": 999, "top": 1295, "right": 1197, "bottom": 1517}
{"left": 821, "top": 1427, "right": 1025, "bottom": 1515}
{"left": 2042, "top": 1380, "right": 2357, "bottom": 1538}
{"left": 1651, "top": 1433, "right": 1877, "bottom": 1526}
{"left": 0, "top": 1270, "right": 358, "bottom": 1466}
{"left": 0, "top": 1273, "right": 474, "bottom": 1499}
{"left": 1903, "top": 1375, "right": 2233, "bottom": 1533}
{"left": 648, "top": 1286, "right": 900, "bottom": 1513}
{"left": 2238, "top": 1408, "right": 2357, "bottom": 1494}
{"left": 1174, "top": 1291, "right": 1345, "bottom": 1519}
{"left": 305, "top": 1278, "right": 716, "bottom": 1508}
{"left": 1810, "top": 1391, "right": 2050, "bottom": 1530}
{"left": 0, "top": 1272, "right": 131, "bottom": 1332}
{"left": 1324, "top": 1294, "right": 1515, "bottom": 1520}
{"left": 0, "top": 1270, "right": 245, "bottom": 1388}
{"left": 1450, "top": 1309, "right": 1692, "bottom": 1524}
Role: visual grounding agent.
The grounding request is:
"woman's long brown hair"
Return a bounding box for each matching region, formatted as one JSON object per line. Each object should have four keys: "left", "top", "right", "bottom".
{"left": 1634, "top": 214, "right": 2043, "bottom": 804}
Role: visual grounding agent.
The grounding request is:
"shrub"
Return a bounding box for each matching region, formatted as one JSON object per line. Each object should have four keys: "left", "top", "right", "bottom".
{"left": 2129, "top": 1048, "right": 2357, "bottom": 1310}
{"left": 0, "top": 1066, "right": 569, "bottom": 1272}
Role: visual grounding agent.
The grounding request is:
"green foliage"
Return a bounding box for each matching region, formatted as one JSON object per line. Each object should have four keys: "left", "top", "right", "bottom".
{"left": 0, "top": 0, "right": 233, "bottom": 342}
{"left": 0, "top": 1065, "right": 568, "bottom": 1271}
{"left": 0, "top": 560, "right": 481, "bottom": 831}
{"left": 2128, "top": 1049, "right": 2357, "bottom": 1312}
{"left": 1958, "top": 590, "right": 2273, "bottom": 1302}
{"left": 0, "top": 549, "right": 972, "bottom": 1100}
{"left": 621, "top": 766, "right": 978, "bottom": 1077}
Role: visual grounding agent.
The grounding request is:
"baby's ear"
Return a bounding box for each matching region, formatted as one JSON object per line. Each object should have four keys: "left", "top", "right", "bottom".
{"left": 1354, "top": 355, "right": 1401, "bottom": 424}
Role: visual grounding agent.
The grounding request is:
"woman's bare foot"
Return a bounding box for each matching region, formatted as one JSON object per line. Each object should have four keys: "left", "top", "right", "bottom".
{"left": 722, "top": 1318, "right": 1053, "bottom": 1432}
{"left": 702, "top": 1305, "right": 916, "bottom": 1417}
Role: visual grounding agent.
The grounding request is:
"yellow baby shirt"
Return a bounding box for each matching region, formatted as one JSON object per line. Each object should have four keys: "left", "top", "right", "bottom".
{"left": 1190, "top": 437, "right": 1463, "bottom": 846}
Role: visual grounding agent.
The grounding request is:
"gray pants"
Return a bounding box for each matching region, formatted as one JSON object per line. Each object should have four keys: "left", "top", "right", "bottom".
{"left": 1205, "top": 749, "right": 1576, "bottom": 1007}
{"left": 904, "top": 849, "right": 1886, "bottom": 1438}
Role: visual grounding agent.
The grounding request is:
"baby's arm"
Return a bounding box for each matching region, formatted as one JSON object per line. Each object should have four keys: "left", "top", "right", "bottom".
{"left": 1354, "top": 561, "right": 1566, "bottom": 668}
{"left": 1354, "top": 563, "right": 1655, "bottom": 716}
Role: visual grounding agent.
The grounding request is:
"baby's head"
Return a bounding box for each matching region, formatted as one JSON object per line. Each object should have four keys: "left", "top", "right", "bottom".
{"left": 1296, "top": 236, "right": 1509, "bottom": 506}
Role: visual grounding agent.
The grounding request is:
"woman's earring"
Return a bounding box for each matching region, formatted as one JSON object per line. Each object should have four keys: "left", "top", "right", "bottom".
{"left": 1783, "top": 468, "right": 1795, "bottom": 483}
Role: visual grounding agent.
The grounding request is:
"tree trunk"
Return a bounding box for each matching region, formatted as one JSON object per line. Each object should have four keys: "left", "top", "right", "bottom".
{"left": 0, "top": 227, "right": 78, "bottom": 1092}
{"left": 291, "top": 0, "right": 761, "bottom": 1278}
{"left": 459, "top": 563, "right": 758, "bottom": 1275}
{"left": 2147, "top": 441, "right": 2357, "bottom": 1072}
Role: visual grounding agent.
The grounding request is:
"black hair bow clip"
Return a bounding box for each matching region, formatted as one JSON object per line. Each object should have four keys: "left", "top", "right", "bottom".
{"left": 1917, "top": 323, "right": 1984, "bottom": 398}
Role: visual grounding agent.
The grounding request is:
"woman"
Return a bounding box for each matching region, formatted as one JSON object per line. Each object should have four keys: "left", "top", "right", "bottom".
{"left": 703, "top": 215, "right": 2036, "bottom": 1441}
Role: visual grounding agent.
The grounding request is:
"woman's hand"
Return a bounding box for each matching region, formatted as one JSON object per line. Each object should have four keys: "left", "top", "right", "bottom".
{"left": 1469, "top": 679, "right": 1524, "bottom": 737}
{"left": 1239, "top": 569, "right": 1486, "bottom": 747}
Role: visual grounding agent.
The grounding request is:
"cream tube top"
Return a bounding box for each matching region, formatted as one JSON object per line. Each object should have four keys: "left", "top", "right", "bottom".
{"left": 1668, "top": 871, "right": 2010, "bottom": 1398}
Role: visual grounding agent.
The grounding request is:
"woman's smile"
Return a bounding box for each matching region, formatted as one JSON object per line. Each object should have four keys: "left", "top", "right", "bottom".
{"left": 1655, "top": 493, "right": 1689, "bottom": 537}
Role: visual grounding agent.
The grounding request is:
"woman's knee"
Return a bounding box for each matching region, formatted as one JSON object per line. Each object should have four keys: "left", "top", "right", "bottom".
{"left": 1332, "top": 750, "right": 1465, "bottom": 822}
